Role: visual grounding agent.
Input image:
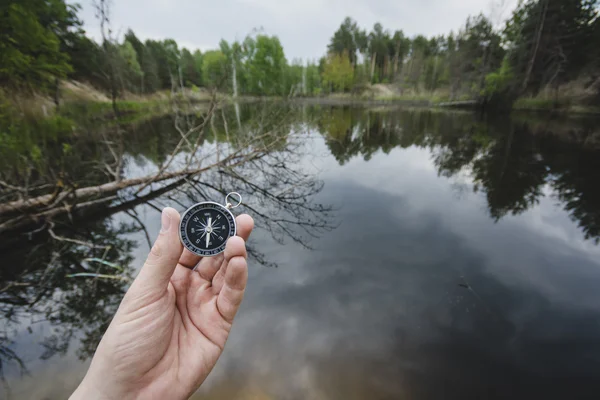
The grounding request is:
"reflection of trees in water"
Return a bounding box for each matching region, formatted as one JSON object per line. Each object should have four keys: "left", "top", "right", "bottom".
{"left": 5, "top": 102, "right": 598, "bottom": 389}
{"left": 440, "top": 122, "right": 548, "bottom": 220}
{"left": 152, "top": 102, "right": 335, "bottom": 265}
{"left": 541, "top": 135, "right": 600, "bottom": 241}
{"left": 317, "top": 107, "right": 600, "bottom": 242}
{"left": 0, "top": 102, "right": 335, "bottom": 381}
{"left": 0, "top": 218, "right": 137, "bottom": 386}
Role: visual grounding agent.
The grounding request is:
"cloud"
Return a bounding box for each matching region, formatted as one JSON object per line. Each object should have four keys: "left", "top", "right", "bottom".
{"left": 73, "top": 0, "right": 519, "bottom": 60}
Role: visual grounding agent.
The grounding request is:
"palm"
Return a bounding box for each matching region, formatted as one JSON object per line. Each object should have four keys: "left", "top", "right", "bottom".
{"left": 131, "top": 258, "right": 240, "bottom": 399}
{"left": 78, "top": 211, "right": 253, "bottom": 400}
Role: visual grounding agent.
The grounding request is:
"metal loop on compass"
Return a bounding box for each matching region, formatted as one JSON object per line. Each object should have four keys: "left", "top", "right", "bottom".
{"left": 225, "top": 192, "right": 242, "bottom": 209}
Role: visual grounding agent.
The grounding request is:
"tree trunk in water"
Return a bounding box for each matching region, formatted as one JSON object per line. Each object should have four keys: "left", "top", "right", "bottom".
{"left": 0, "top": 178, "right": 190, "bottom": 235}
{"left": 0, "top": 153, "right": 253, "bottom": 218}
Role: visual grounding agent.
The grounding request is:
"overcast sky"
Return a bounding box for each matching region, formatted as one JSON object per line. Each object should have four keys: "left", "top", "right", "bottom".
{"left": 74, "top": 0, "right": 518, "bottom": 60}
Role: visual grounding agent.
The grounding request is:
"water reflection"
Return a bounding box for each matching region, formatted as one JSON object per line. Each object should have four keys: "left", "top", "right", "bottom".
{"left": 315, "top": 107, "right": 600, "bottom": 242}
{"left": 0, "top": 102, "right": 335, "bottom": 394}
{"left": 2, "top": 104, "right": 600, "bottom": 398}
{"left": 196, "top": 181, "right": 600, "bottom": 399}
{"left": 193, "top": 107, "right": 600, "bottom": 399}
{"left": 0, "top": 218, "right": 136, "bottom": 384}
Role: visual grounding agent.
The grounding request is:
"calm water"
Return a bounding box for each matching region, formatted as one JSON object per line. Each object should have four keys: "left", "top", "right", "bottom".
{"left": 2, "top": 104, "right": 600, "bottom": 399}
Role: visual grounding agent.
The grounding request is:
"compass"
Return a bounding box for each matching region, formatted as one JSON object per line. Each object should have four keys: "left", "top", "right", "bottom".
{"left": 179, "top": 192, "right": 242, "bottom": 257}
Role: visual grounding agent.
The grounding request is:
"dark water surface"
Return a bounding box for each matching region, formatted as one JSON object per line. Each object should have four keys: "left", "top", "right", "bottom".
{"left": 2, "top": 104, "right": 600, "bottom": 399}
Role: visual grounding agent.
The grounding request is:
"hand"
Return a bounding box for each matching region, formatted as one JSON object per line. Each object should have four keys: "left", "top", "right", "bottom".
{"left": 71, "top": 207, "right": 254, "bottom": 400}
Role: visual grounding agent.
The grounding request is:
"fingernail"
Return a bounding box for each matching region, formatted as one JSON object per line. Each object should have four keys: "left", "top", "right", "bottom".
{"left": 160, "top": 209, "right": 171, "bottom": 233}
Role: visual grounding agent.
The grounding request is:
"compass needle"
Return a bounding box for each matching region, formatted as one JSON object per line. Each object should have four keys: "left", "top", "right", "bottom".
{"left": 205, "top": 217, "right": 212, "bottom": 248}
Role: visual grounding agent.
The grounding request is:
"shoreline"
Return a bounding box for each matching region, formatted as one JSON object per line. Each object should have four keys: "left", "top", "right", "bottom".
{"left": 5, "top": 88, "right": 600, "bottom": 123}
{"left": 222, "top": 95, "right": 600, "bottom": 116}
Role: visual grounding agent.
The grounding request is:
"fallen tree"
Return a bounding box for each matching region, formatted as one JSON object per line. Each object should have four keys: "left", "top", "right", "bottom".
{"left": 0, "top": 92, "right": 288, "bottom": 235}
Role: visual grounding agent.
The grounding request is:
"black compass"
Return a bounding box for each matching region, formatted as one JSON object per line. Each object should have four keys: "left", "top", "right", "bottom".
{"left": 179, "top": 193, "right": 242, "bottom": 257}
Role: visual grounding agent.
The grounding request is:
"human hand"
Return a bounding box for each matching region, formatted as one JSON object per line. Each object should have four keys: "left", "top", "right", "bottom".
{"left": 70, "top": 207, "right": 254, "bottom": 400}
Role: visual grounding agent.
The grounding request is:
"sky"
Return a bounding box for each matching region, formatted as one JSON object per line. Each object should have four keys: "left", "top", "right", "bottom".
{"left": 74, "top": 0, "right": 518, "bottom": 61}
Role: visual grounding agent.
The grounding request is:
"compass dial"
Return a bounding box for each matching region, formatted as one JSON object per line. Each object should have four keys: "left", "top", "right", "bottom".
{"left": 179, "top": 202, "right": 236, "bottom": 256}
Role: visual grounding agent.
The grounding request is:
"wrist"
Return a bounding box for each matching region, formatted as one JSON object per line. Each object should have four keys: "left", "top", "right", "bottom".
{"left": 69, "top": 374, "right": 132, "bottom": 400}
{"left": 69, "top": 378, "right": 103, "bottom": 400}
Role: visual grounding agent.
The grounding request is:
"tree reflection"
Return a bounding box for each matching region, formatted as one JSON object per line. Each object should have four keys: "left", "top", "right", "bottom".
{"left": 0, "top": 102, "right": 336, "bottom": 383}
{"left": 0, "top": 218, "right": 136, "bottom": 388}
{"left": 541, "top": 133, "right": 600, "bottom": 241}
{"left": 2, "top": 102, "right": 599, "bottom": 393}
{"left": 316, "top": 107, "right": 600, "bottom": 242}
{"left": 436, "top": 119, "right": 549, "bottom": 220}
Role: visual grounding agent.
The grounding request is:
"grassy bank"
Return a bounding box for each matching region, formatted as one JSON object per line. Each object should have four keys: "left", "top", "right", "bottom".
{"left": 361, "top": 94, "right": 600, "bottom": 115}
{"left": 513, "top": 97, "right": 600, "bottom": 115}
{"left": 309, "top": 82, "right": 600, "bottom": 115}
{"left": 59, "top": 100, "right": 169, "bottom": 126}
{"left": 0, "top": 87, "right": 175, "bottom": 176}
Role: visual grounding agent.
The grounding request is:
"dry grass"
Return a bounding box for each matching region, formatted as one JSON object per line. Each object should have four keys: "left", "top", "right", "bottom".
{"left": 1, "top": 90, "right": 57, "bottom": 121}
{"left": 515, "top": 78, "right": 600, "bottom": 114}
{"left": 60, "top": 80, "right": 111, "bottom": 102}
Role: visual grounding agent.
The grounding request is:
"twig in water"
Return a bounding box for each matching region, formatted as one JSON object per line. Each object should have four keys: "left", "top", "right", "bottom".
{"left": 47, "top": 222, "right": 111, "bottom": 250}
{"left": 67, "top": 273, "right": 130, "bottom": 281}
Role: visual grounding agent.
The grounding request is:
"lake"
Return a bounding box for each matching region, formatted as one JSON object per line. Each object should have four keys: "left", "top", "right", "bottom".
{"left": 2, "top": 103, "right": 600, "bottom": 399}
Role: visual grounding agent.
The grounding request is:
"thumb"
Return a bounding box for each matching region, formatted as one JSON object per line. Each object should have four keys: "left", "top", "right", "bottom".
{"left": 134, "top": 207, "right": 183, "bottom": 292}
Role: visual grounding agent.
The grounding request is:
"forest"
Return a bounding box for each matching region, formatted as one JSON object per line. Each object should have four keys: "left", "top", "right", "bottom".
{"left": 1, "top": 0, "right": 599, "bottom": 110}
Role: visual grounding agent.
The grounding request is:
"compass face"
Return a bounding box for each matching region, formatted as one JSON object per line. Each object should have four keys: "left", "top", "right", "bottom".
{"left": 179, "top": 202, "right": 236, "bottom": 256}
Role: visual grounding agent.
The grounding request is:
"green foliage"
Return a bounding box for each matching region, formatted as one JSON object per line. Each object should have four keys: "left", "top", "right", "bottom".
{"left": 193, "top": 51, "right": 204, "bottom": 84}
{"left": 180, "top": 48, "right": 201, "bottom": 87}
{"left": 0, "top": 1, "right": 75, "bottom": 89}
{"left": 322, "top": 52, "right": 355, "bottom": 92}
{"left": 59, "top": 100, "right": 156, "bottom": 124}
{"left": 145, "top": 39, "right": 180, "bottom": 90}
{"left": 513, "top": 96, "right": 572, "bottom": 111}
{"left": 118, "top": 41, "right": 143, "bottom": 92}
{"left": 282, "top": 58, "right": 322, "bottom": 97}
{"left": 482, "top": 58, "right": 517, "bottom": 110}
{"left": 124, "top": 30, "right": 144, "bottom": 62}
{"left": 216, "top": 34, "right": 293, "bottom": 96}
{"left": 67, "top": 35, "right": 104, "bottom": 86}
{"left": 141, "top": 46, "right": 160, "bottom": 93}
{"left": 202, "top": 50, "right": 228, "bottom": 88}
{"left": 484, "top": 59, "right": 513, "bottom": 97}
{"left": 505, "top": 0, "right": 599, "bottom": 96}
{"left": 122, "top": 30, "right": 145, "bottom": 92}
{"left": 2, "top": 0, "right": 598, "bottom": 108}
{"left": 328, "top": 17, "right": 366, "bottom": 66}
{"left": 285, "top": 60, "right": 304, "bottom": 95}
{"left": 246, "top": 35, "right": 287, "bottom": 95}
{"left": 305, "top": 63, "right": 322, "bottom": 96}
{"left": 368, "top": 23, "right": 392, "bottom": 82}
{"left": 0, "top": 92, "right": 74, "bottom": 173}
